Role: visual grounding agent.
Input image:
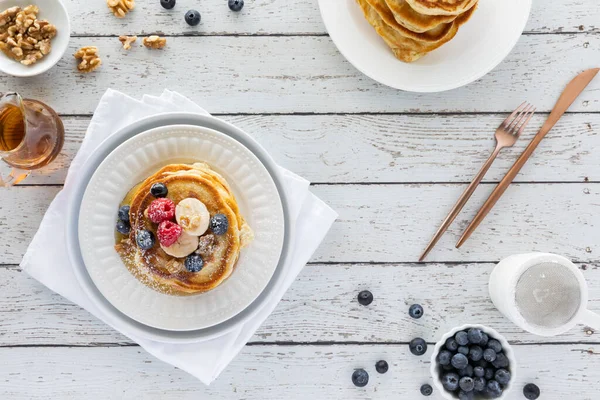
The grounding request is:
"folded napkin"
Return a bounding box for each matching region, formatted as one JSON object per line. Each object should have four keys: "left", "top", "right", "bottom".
{"left": 21, "top": 89, "right": 337, "bottom": 385}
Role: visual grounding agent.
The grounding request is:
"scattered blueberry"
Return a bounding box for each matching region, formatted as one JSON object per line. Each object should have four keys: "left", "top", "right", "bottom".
{"left": 150, "top": 182, "right": 168, "bottom": 198}
{"left": 118, "top": 205, "right": 130, "bottom": 222}
{"left": 136, "top": 229, "right": 155, "bottom": 250}
{"left": 473, "top": 366, "right": 485, "bottom": 378}
{"left": 467, "top": 328, "right": 483, "bottom": 344}
{"left": 473, "top": 377, "right": 486, "bottom": 392}
{"left": 445, "top": 337, "right": 459, "bottom": 352}
{"left": 375, "top": 360, "right": 388, "bottom": 374}
{"left": 492, "top": 352, "right": 509, "bottom": 369}
{"left": 483, "top": 348, "right": 497, "bottom": 363}
{"left": 487, "top": 380, "right": 502, "bottom": 397}
{"left": 458, "top": 346, "right": 469, "bottom": 355}
{"left": 210, "top": 213, "right": 229, "bottom": 235}
{"left": 185, "top": 9, "right": 201, "bottom": 26}
{"left": 455, "top": 331, "right": 469, "bottom": 346}
{"left": 441, "top": 372, "right": 459, "bottom": 392}
{"left": 116, "top": 220, "right": 131, "bottom": 235}
{"left": 228, "top": 0, "right": 244, "bottom": 12}
{"left": 451, "top": 353, "right": 469, "bottom": 370}
{"left": 437, "top": 350, "right": 452, "bottom": 366}
{"left": 409, "top": 338, "right": 427, "bottom": 356}
{"left": 495, "top": 369, "right": 511, "bottom": 386}
{"left": 352, "top": 369, "right": 369, "bottom": 387}
{"left": 459, "top": 376, "right": 474, "bottom": 392}
{"left": 409, "top": 304, "right": 424, "bottom": 319}
{"left": 523, "top": 383, "right": 541, "bottom": 400}
{"left": 357, "top": 290, "right": 373, "bottom": 306}
{"left": 469, "top": 345, "right": 483, "bottom": 361}
{"left": 420, "top": 384, "right": 433, "bottom": 396}
{"left": 484, "top": 368, "right": 495, "bottom": 380}
{"left": 479, "top": 332, "right": 489, "bottom": 346}
{"left": 458, "top": 390, "right": 474, "bottom": 400}
{"left": 160, "top": 0, "right": 176, "bottom": 9}
{"left": 487, "top": 339, "right": 502, "bottom": 353}
{"left": 458, "top": 365, "right": 473, "bottom": 378}
{"left": 184, "top": 254, "right": 204, "bottom": 272}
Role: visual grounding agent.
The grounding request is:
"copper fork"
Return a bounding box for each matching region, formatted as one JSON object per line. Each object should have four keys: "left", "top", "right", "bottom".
{"left": 419, "top": 102, "right": 536, "bottom": 261}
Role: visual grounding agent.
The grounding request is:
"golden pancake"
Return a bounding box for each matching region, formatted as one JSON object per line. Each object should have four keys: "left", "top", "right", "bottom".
{"left": 384, "top": 0, "right": 458, "bottom": 32}
{"left": 405, "top": 0, "right": 478, "bottom": 16}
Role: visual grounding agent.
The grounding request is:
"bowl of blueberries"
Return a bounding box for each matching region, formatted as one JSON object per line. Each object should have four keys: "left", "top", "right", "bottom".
{"left": 431, "top": 324, "right": 516, "bottom": 400}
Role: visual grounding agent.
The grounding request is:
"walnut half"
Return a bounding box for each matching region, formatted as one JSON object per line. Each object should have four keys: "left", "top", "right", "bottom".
{"left": 119, "top": 35, "right": 137, "bottom": 50}
{"left": 143, "top": 35, "right": 166, "bottom": 49}
{"left": 74, "top": 46, "right": 101, "bottom": 73}
{"left": 107, "top": 0, "right": 135, "bottom": 18}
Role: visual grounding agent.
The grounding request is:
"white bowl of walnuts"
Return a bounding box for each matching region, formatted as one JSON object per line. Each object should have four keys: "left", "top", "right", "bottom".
{"left": 0, "top": 0, "right": 70, "bottom": 77}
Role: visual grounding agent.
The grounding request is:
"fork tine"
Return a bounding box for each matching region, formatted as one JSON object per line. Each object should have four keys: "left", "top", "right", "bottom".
{"left": 502, "top": 102, "right": 527, "bottom": 129}
{"left": 513, "top": 108, "right": 536, "bottom": 137}
{"left": 507, "top": 103, "right": 534, "bottom": 133}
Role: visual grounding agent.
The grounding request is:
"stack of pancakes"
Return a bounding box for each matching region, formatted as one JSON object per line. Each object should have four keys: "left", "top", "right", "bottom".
{"left": 115, "top": 163, "right": 253, "bottom": 296}
{"left": 357, "top": 0, "right": 478, "bottom": 62}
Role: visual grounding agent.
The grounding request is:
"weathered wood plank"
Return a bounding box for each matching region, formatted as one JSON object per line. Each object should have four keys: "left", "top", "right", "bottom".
{"left": 1, "top": 35, "right": 598, "bottom": 114}
{"left": 2, "top": 263, "right": 598, "bottom": 346}
{"left": 0, "top": 345, "right": 598, "bottom": 399}
{"left": 63, "top": 0, "right": 599, "bottom": 35}
{"left": 3, "top": 113, "right": 598, "bottom": 186}
{"left": 0, "top": 184, "right": 597, "bottom": 264}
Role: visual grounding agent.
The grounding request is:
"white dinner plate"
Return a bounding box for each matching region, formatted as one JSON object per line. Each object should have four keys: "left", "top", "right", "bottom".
{"left": 318, "top": 0, "right": 532, "bottom": 92}
{"left": 78, "top": 125, "right": 285, "bottom": 331}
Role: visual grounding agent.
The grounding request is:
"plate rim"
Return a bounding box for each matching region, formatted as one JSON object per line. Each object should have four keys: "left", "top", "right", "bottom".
{"left": 66, "top": 113, "right": 295, "bottom": 343}
{"left": 77, "top": 124, "right": 285, "bottom": 331}
{"left": 318, "top": 0, "right": 533, "bottom": 92}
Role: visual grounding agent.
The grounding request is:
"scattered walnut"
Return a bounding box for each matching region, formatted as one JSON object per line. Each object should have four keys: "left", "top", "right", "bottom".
{"left": 0, "top": 6, "right": 20, "bottom": 29}
{"left": 196, "top": 234, "right": 215, "bottom": 256}
{"left": 107, "top": 0, "right": 135, "bottom": 18}
{"left": 119, "top": 35, "right": 137, "bottom": 50}
{"left": 143, "top": 35, "right": 167, "bottom": 49}
{"left": 74, "top": 46, "right": 102, "bottom": 73}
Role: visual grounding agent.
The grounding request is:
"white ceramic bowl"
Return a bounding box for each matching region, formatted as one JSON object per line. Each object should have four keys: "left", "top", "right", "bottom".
{"left": 430, "top": 324, "right": 517, "bottom": 400}
{"left": 0, "top": 0, "right": 70, "bottom": 77}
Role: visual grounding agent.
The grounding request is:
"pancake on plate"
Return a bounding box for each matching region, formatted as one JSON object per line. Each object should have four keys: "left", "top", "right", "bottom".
{"left": 383, "top": 0, "right": 458, "bottom": 33}
{"left": 405, "top": 0, "right": 479, "bottom": 16}
{"left": 115, "top": 163, "right": 254, "bottom": 296}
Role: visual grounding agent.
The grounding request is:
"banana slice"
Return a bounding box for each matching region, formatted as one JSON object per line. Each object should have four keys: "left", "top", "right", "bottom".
{"left": 160, "top": 231, "right": 199, "bottom": 258}
{"left": 175, "top": 198, "right": 210, "bottom": 236}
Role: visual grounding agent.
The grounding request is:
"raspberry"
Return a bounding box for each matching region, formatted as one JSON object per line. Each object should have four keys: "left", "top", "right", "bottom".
{"left": 157, "top": 220, "right": 182, "bottom": 247}
{"left": 147, "top": 198, "right": 175, "bottom": 224}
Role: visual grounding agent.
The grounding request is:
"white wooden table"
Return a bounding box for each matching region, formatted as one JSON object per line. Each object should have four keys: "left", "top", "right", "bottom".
{"left": 1, "top": 1, "right": 599, "bottom": 398}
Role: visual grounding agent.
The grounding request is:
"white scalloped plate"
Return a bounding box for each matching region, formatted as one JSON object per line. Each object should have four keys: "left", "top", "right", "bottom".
{"left": 78, "top": 125, "right": 285, "bottom": 331}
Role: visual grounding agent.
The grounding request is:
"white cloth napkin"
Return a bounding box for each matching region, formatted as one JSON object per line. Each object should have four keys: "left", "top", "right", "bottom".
{"left": 20, "top": 89, "right": 337, "bottom": 385}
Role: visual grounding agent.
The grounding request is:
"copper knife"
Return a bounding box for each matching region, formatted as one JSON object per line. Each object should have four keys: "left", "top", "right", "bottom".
{"left": 456, "top": 68, "right": 600, "bottom": 248}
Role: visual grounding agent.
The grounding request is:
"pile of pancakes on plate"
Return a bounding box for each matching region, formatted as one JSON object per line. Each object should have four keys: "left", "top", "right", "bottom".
{"left": 115, "top": 162, "right": 254, "bottom": 296}
{"left": 356, "top": 0, "right": 478, "bottom": 62}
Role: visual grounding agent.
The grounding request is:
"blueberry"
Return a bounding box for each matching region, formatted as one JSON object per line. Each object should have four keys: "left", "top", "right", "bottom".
{"left": 352, "top": 369, "right": 369, "bottom": 387}
{"left": 455, "top": 331, "right": 469, "bottom": 346}
{"left": 458, "top": 365, "right": 473, "bottom": 378}
{"left": 457, "top": 346, "right": 469, "bottom": 355}
{"left": 459, "top": 377, "right": 474, "bottom": 392}
{"left": 473, "top": 359, "right": 488, "bottom": 368}
{"left": 185, "top": 9, "right": 201, "bottom": 26}
{"left": 210, "top": 213, "right": 229, "bottom": 235}
{"left": 458, "top": 390, "right": 474, "bottom": 400}
{"left": 409, "top": 338, "right": 427, "bottom": 356}
{"left": 437, "top": 350, "right": 452, "bottom": 366}
{"left": 420, "top": 384, "right": 433, "bottom": 396}
{"left": 487, "top": 339, "right": 502, "bottom": 353}
{"left": 523, "top": 383, "right": 541, "bottom": 400}
{"left": 484, "top": 368, "right": 495, "bottom": 380}
{"left": 160, "top": 0, "right": 176, "bottom": 9}
{"left": 467, "top": 328, "right": 483, "bottom": 344}
{"left": 150, "top": 183, "right": 168, "bottom": 198}
{"left": 118, "top": 205, "right": 130, "bottom": 222}
{"left": 409, "top": 304, "right": 424, "bottom": 319}
{"left": 357, "top": 290, "right": 373, "bottom": 306}
{"left": 116, "top": 220, "right": 131, "bottom": 235}
{"left": 487, "top": 380, "right": 502, "bottom": 398}
{"left": 445, "top": 338, "right": 459, "bottom": 352}
{"left": 375, "top": 360, "right": 388, "bottom": 374}
{"left": 441, "top": 372, "right": 459, "bottom": 392}
{"left": 469, "top": 345, "right": 483, "bottom": 361}
{"left": 473, "top": 366, "right": 485, "bottom": 378}
{"left": 136, "top": 229, "right": 155, "bottom": 250}
{"left": 495, "top": 369, "right": 511, "bottom": 386}
{"left": 473, "top": 377, "right": 486, "bottom": 392}
{"left": 184, "top": 254, "right": 204, "bottom": 272}
{"left": 228, "top": 0, "right": 244, "bottom": 11}
{"left": 483, "top": 348, "right": 497, "bottom": 362}
{"left": 479, "top": 332, "right": 489, "bottom": 346}
{"left": 451, "top": 353, "right": 468, "bottom": 370}
{"left": 492, "top": 352, "right": 509, "bottom": 369}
